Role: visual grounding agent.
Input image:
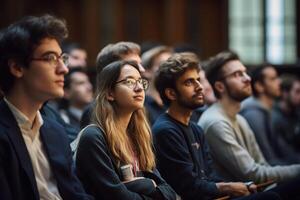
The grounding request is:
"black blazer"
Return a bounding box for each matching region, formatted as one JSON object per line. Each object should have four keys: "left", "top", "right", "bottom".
{"left": 0, "top": 100, "right": 92, "bottom": 200}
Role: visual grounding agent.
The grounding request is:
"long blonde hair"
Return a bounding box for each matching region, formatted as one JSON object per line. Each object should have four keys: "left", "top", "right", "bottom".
{"left": 93, "top": 60, "right": 155, "bottom": 171}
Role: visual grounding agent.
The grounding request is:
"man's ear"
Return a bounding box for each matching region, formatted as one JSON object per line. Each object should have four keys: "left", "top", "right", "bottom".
{"left": 8, "top": 60, "right": 24, "bottom": 78}
{"left": 106, "top": 90, "right": 115, "bottom": 101}
{"left": 254, "top": 81, "right": 264, "bottom": 94}
{"left": 165, "top": 88, "right": 177, "bottom": 102}
{"left": 214, "top": 81, "right": 225, "bottom": 94}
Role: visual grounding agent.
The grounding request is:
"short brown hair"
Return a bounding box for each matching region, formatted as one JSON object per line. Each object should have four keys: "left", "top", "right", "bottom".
{"left": 96, "top": 41, "right": 140, "bottom": 73}
{"left": 155, "top": 52, "right": 200, "bottom": 106}
{"left": 205, "top": 51, "right": 239, "bottom": 98}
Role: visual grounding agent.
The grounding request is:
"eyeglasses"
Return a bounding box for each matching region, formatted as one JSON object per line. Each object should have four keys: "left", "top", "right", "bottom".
{"left": 221, "top": 70, "right": 249, "bottom": 80}
{"left": 115, "top": 77, "right": 149, "bottom": 90}
{"left": 31, "top": 53, "right": 69, "bottom": 66}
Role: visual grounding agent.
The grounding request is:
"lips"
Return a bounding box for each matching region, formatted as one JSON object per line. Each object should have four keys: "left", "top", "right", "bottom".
{"left": 55, "top": 80, "right": 64, "bottom": 87}
{"left": 133, "top": 95, "right": 144, "bottom": 101}
{"left": 194, "top": 92, "right": 204, "bottom": 99}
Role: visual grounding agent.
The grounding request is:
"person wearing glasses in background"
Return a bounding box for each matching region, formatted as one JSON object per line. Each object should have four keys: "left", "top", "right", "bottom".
{"left": 0, "top": 15, "right": 92, "bottom": 200}
{"left": 73, "top": 60, "right": 178, "bottom": 200}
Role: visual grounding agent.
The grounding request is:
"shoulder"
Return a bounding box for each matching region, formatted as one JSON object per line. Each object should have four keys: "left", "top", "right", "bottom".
{"left": 199, "top": 104, "right": 229, "bottom": 131}
{"left": 80, "top": 125, "right": 105, "bottom": 141}
{"left": 152, "top": 114, "right": 181, "bottom": 136}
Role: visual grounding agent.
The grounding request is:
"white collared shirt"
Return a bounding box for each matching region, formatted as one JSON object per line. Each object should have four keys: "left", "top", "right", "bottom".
{"left": 4, "top": 98, "right": 62, "bottom": 200}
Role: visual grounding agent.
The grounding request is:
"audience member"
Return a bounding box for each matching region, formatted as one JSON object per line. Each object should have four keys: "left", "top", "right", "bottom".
{"left": 142, "top": 45, "right": 173, "bottom": 125}
{"left": 62, "top": 42, "right": 88, "bottom": 68}
{"left": 80, "top": 41, "right": 144, "bottom": 128}
{"left": 241, "top": 65, "right": 300, "bottom": 164}
{"left": 152, "top": 52, "right": 280, "bottom": 200}
{"left": 272, "top": 74, "right": 300, "bottom": 152}
{"left": 0, "top": 14, "right": 92, "bottom": 200}
{"left": 60, "top": 68, "right": 93, "bottom": 135}
{"left": 73, "top": 60, "right": 178, "bottom": 200}
{"left": 198, "top": 51, "right": 300, "bottom": 184}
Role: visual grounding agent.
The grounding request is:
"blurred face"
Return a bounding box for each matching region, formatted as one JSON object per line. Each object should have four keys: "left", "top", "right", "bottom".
{"left": 22, "top": 38, "right": 69, "bottom": 103}
{"left": 66, "top": 72, "right": 93, "bottom": 108}
{"left": 288, "top": 80, "right": 300, "bottom": 107}
{"left": 122, "top": 53, "right": 145, "bottom": 72}
{"left": 68, "top": 49, "right": 87, "bottom": 68}
{"left": 261, "top": 67, "right": 281, "bottom": 98}
{"left": 143, "top": 52, "right": 172, "bottom": 80}
{"left": 112, "top": 65, "right": 146, "bottom": 112}
{"left": 221, "top": 60, "right": 252, "bottom": 102}
{"left": 174, "top": 68, "right": 204, "bottom": 110}
{"left": 199, "top": 70, "right": 216, "bottom": 105}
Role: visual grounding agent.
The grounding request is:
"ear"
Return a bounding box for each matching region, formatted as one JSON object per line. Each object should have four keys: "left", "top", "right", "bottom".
{"left": 8, "top": 59, "right": 24, "bottom": 78}
{"left": 106, "top": 90, "right": 115, "bottom": 101}
{"left": 165, "top": 88, "right": 177, "bottom": 102}
{"left": 214, "top": 81, "right": 225, "bottom": 94}
{"left": 254, "top": 82, "right": 264, "bottom": 94}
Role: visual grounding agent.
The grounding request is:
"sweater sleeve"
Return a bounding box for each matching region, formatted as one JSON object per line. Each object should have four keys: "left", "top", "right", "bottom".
{"left": 205, "top": 120, "right": 300, "bottom": 183}
{"left": 75, "top": 126, "right": 154, "bottom": 200}
{"left": 153, "top": 125, "right": 219, "bottom": 200}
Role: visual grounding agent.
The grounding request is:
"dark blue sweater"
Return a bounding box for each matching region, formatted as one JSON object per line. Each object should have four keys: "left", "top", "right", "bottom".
{"left": 152, "top": 113, "right": 222, "bottom": 200}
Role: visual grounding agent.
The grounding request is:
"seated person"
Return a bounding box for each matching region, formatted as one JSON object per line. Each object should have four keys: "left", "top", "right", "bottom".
{"left": 80, "top": 41, "right": 144, "bottom": 129}
{"left": 240, "top": 65, "right": 300, "bottom": 165}
{"left": 73, "top": 60, "right": 178, "bottom": 200}
{"left": 152, "top": 52, "right": 280, "bottom": 200}
{"left": 272, "top": 74, "right": 300, "bottom": 152}
{"left": 0, "top": 14, "right": 92, "bottom": 200}
{"left": 199, "top": 51, "right": 300, "bottom": 199}
{"left": 141, "top": 45, "right": 173, "bottom": 125}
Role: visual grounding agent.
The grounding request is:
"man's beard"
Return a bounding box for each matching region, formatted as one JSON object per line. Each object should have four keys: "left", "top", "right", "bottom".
{"left": 224, "top": 82, "right": 251, "bottom": 102}
{"left": 176, "top": 92, "right": 205, "bottom": 110}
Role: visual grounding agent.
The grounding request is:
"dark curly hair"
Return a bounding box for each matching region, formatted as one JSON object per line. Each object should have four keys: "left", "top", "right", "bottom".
{"left": 0, "top": 14, "right": 68, "bottom": 94}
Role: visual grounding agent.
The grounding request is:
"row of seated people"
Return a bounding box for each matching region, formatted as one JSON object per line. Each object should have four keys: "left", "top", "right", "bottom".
{"left": 0, "top": 14, "right": 300, "bottom": 200}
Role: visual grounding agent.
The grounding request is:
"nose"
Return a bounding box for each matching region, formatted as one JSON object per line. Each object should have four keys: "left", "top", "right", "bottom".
{"left": 134, "top": 81, "right": 144, "bottom": 92}
{"left": 57, "top": 60, "right": 69, "bottom": 75}
{"left": 243, "top": 72, "right": 251, "bottom": 82}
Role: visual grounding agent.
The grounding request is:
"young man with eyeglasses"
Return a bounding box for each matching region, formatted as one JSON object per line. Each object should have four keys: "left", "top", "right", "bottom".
{"left": 152, "top": 52, "right": 281, "bottom": 200}
{"left": 198, "top": 51, "right": 300, "bottom": 199}
{"left": 0, "top": 15, "right": 92, "bottom": 200}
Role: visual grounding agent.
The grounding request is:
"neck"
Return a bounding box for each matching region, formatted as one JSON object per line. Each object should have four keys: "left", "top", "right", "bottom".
{"left": 167, "top": 103, "right": 192, "bottom": 125}
{"left": 258, "top": 95, "right": 273, "bottom": 110}
{"left": 5, "top": 89, "right": 43, "bottom": 123}
{"left": 115, "top": 109, "right": 133, "bottom": 131}
{"left": 219, "top": 96, "right": 241, "bottom": 119}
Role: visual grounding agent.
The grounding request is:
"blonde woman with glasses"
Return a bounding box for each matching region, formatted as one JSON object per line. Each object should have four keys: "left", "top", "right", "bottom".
{"left": 74, "top": 60, "right": 178, "bottom": 200}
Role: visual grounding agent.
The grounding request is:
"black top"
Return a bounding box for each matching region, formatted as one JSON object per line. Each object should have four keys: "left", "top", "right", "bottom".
{"left": 144, "top": 95, "right": 167, "bottom": 126}
{"left": 152, "top": 113, "right": 222, "bottom": 200}
{"left": 75, "top": 125, "right": 177, "bottom": 200}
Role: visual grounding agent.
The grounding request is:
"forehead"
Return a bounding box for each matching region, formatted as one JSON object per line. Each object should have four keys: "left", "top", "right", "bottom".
{"left": 222, "top": 60, "right": 246, "bottom": 74}
{"left": 70, "top": 49, "right": 87, "bottom": 56}
{"left": 119, "top": 64, "right": 141, "bottom": 79}
{"left": 122, "top": 53, "right": 141, "bottom": 64}
{"left": 33, "top": 38, "right": 61, "bottom": 56}
{"left": 177, "top": 68, "right": 199, "bottom": 82}
{"left": 262, "top": 66, "right": 277, "bottom": 77}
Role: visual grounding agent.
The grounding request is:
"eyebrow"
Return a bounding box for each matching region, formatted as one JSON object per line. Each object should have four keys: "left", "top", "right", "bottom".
{"left": 39, "top": 51, "right": 62, "bottom": 57}
{"left": 122, "top": 75, "right": 142, "bottom": 80}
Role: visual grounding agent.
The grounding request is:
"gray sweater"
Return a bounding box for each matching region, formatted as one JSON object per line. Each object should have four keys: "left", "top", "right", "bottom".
{"left": 198, "top": 102, "right": 300, "bottom": 183}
